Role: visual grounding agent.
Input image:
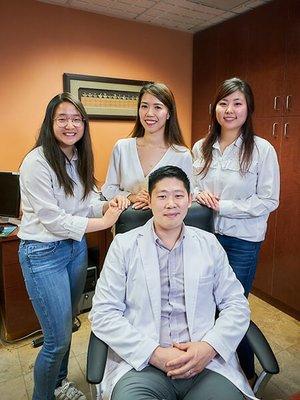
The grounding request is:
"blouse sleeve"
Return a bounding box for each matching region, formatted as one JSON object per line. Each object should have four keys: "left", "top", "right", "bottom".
{"left": 87, "top": 188, "right": 106, "bottom": 218}
{"left": 176, "top": 148, "right": 193, "bottom": 192}
{"left": 101, "top": 142, "right": 131, "bottom": 200}
{"left": 192, "top": 140, "right": 205, "bottom": 195}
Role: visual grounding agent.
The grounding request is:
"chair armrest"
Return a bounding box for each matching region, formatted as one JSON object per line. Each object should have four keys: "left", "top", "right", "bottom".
{"left": 86, "top": 332, "right": 108, "bottom": 384}
{"left": 246, "top": 320, "right": 279, "bottom": 375}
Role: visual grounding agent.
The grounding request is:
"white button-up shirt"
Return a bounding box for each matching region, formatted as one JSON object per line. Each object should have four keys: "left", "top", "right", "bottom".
{"left": 153, "top": 225, "right": 191, "bottom": 347}
{"left": 192, "top": 136, "right": 280, "bottom": 242}
{"left": 18, "top": 147, "right": 104, "bottom": 242}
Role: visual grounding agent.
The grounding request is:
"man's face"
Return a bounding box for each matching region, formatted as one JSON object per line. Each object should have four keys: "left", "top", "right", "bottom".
{"left": 150, "top": 177, "right": 192, "bottom": 232}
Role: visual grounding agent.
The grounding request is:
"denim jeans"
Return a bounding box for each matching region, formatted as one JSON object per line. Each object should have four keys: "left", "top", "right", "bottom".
{"left": 215, "top": 234, "right": 262, "bottom": 379}
{"left": 19, "top": 238, "right": 88, "bottom": 400}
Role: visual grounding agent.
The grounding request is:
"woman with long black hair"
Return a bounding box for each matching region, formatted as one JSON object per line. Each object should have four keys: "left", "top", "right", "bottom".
{"left": 18, "top": 92, "right": 129, "bottom": 400}
{"left": 193, "top": 77, "right": 280, "bottom": 385}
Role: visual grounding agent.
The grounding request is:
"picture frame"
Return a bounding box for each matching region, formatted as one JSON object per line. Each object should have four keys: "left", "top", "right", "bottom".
{"left": 63, "top": 73, "right": 148, "bottom": 120}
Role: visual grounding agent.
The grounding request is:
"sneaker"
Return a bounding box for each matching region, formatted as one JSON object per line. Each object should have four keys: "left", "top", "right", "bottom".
{"left": 54, "top": 379, "right": 87, "bottom": 400}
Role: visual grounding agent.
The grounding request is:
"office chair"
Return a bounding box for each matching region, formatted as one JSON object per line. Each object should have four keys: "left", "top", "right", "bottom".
{"left": 86, "top": 203, "right": 279, "bottom": 399}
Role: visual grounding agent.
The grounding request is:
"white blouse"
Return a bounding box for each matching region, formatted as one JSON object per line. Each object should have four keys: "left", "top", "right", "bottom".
{"left": 18, "top": 147, "right": 104, "bottom": 242}
{"left": 101, "top": 138, "right": 193, "bottom": 200}
{"left": 192, "top": 135, "right": 280, "bottom": 242}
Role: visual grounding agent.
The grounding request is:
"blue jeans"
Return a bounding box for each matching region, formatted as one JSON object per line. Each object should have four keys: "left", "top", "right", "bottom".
{"left": 216, "top": 234, "right": 262, "bottom": 379}
{"left": 19, "top": 238, "right": 88, "bottom": 400}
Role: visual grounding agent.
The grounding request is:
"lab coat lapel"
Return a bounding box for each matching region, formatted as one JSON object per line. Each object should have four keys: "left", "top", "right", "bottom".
{"left": 183, "top": 229, "right": 200, "bottom": 335}
{"left": 137, "top": 219, "right": 161, "bottom": 332}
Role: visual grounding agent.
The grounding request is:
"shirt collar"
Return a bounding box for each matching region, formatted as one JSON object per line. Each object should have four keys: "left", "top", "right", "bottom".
{"left": 65, "top": 147, "right": 78, "bottom": 163}
{"left": 213, "top": 134, "right": 243, "bottom": 150}
{"left": 151, "top": 220, "right": 186, "bottom": 251}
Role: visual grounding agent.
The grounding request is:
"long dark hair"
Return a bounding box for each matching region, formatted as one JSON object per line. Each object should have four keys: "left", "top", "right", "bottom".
{"left": 35, "top": 92, "right": 96, "bottom": 199}
{"left": 130, "top": 82, "right": 188, "bottom": 148}
{"left": 200, "top": 77, "right": 255, "bottom": 176}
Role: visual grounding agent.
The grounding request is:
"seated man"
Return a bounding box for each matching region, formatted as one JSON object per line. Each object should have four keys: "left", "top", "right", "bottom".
{"left": 89, "top": 166, "right": 256, "bottom": 400}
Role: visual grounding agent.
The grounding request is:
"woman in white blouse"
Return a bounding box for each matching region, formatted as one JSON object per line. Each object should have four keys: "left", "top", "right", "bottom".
{"left": 192, "top": 77, "right": 280, "bottom": 386}
{"left": 101, "top": 82, "right": 193, "bottom": 209}
{"left": 18, "top": 93, "right": 129, "bottom": 400}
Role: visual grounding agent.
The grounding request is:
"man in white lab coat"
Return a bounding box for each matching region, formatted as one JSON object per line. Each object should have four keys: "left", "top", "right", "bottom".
{"left": 90, "top": 166, "right": 256, "bottom": 400}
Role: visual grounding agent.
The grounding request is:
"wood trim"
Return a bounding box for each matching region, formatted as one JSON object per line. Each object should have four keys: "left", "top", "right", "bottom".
{"left": 252, "top": 287, "right": 300, "bottom": 321}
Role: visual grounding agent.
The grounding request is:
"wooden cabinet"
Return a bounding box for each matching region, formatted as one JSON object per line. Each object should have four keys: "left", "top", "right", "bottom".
{"left": 192, "top": 0, "right": 300, "bottom": 319}
{"left": 0, "top": 230, "right": 109, "bottom": 341}
{"left": 246, "top": 0, "right": 287, "bottom": 118}
{"left": 272, "top": 117, "right": 300, "bottom": 311}
{"left": 253, "top": 116, "right": 300, "bottom": 317}
{"left": 215, "top": 15, "right": 249, "bottom": 85}
{"left": 0, "top": 234, "right": 40, "bottom": 341}
{"left": 252, "top": 0, "right": 300, "bottom": 318}
{"left": 192, "top": 26, "right": 218, "bottom": 142}
{"left": 285, "top": 0, "right": 300, "bottom": 115}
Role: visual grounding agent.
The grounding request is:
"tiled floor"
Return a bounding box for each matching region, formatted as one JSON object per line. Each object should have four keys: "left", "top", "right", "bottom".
{"left": 0, "top": 294, "right": 299, "bottom": 400}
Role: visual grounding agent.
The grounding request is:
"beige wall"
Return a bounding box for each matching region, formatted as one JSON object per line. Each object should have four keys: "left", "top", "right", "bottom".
{"left": 0, "top": 0, "right": 193, "bottom": 183}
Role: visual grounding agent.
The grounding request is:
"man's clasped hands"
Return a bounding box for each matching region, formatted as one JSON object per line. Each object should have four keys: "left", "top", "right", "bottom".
{"left": 150, "top": 341, "right": 217, "bottom": 379}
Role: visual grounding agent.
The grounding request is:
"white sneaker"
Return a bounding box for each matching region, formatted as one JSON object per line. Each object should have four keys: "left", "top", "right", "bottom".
{"left": 54, "top": 379, "right": 87, "bottom": 399}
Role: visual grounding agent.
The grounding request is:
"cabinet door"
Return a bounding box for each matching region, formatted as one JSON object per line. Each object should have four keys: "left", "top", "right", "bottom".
{"left": 215, "top": 14, "right": 249, "bottom": 84}
{"left": 284, "top": 0, "right": 300, "bottom": 116}
{"left": 247, "top": 0, "right": 287, "bottom": 118}
{"left": 253, "top": 116, "right": 282, "bottom": 152}
{"left": 0, "top": 239, "right": 40, "bottom": 340}
{"left": 272, "top": 117, "right": 300, "bottom": 312}
{"left": 252, "top": 117, "right": 281, "bottom": 295}
{"left": 192, "top": 27, "right": 218, "bottom": 143}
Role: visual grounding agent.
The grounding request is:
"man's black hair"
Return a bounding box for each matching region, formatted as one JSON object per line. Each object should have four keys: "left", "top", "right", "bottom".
{"left": 148, "top": 165, "right": 190, "bottom": 195}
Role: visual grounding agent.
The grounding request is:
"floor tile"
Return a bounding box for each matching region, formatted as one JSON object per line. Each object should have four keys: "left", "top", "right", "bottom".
{"left": 18, "top": 342, "right": 40, "bottom": 375}
{"left": 273, "top": 349, "right": 300, "bottom": 395}
{"left": 68, "top": 356, "right": 92, "bottom": 400}
{"left": 0, "top": 345, "right": 23, "bottom": 383}
{"left": 0, "top": 375, "right": 28, "bottom": 399}
{"left": 71, "top": 327, "right": 90, "bottom": 357}
{"left": 76, "top": 352, "right": 87, "bottom": 376}
{"left": 23, "top": 369, "right": 34, "bottom": 399}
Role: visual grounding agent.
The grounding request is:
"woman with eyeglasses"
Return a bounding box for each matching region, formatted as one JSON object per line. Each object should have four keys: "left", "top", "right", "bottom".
{"left": 18, "top": 92, "right": 129, "bottom": 400}
{"left": 101, "top": 82, "right": 192, "bottom": 210}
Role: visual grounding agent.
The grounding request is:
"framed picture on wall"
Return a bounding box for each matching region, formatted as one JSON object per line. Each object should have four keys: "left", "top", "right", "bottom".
{"left": 63, "top": 73, "right": 148, "bottom": 120}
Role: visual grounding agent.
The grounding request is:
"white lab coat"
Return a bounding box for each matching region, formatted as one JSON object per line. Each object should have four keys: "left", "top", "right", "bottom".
{"left": 90, "top": 220, "right": 257, "bottom": 399}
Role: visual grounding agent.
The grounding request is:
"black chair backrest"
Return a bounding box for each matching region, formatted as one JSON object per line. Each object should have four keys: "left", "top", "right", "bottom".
{"left": 115, "top": 202, "right": 214, "bottom": 234}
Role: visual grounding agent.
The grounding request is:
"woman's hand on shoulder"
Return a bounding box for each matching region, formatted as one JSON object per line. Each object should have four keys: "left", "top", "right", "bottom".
{"left": 195, "top": 191, "right": 219, "bottom": 211}
{"left": 132, "top": 201, "right": 150, "bottom": 210}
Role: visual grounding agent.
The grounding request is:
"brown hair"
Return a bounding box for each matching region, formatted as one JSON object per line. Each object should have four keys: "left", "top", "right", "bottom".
{"left": 35, "top": 92, "right": 96, "bottom": 199}
{"left": 200, "top": 77, "right": 255, "bottom": 176}
{"left": 130, "top": 82, "right": 188, "bottom": 148}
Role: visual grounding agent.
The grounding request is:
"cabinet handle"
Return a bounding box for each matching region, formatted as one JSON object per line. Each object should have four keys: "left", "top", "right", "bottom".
{"left": 273, "top": 96, "right": 280, "bottom": 111}
{"left": 284, "top": 123, "right": 289, "bottom": 138}
{"left": 208, "top": 103, "right": 212, "bottom": 115}
{"left": 272, "top": 123, "right": 278, "bottom": 137}
{"left": 286, "top": 95, "right": 291, "bottom": 110}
